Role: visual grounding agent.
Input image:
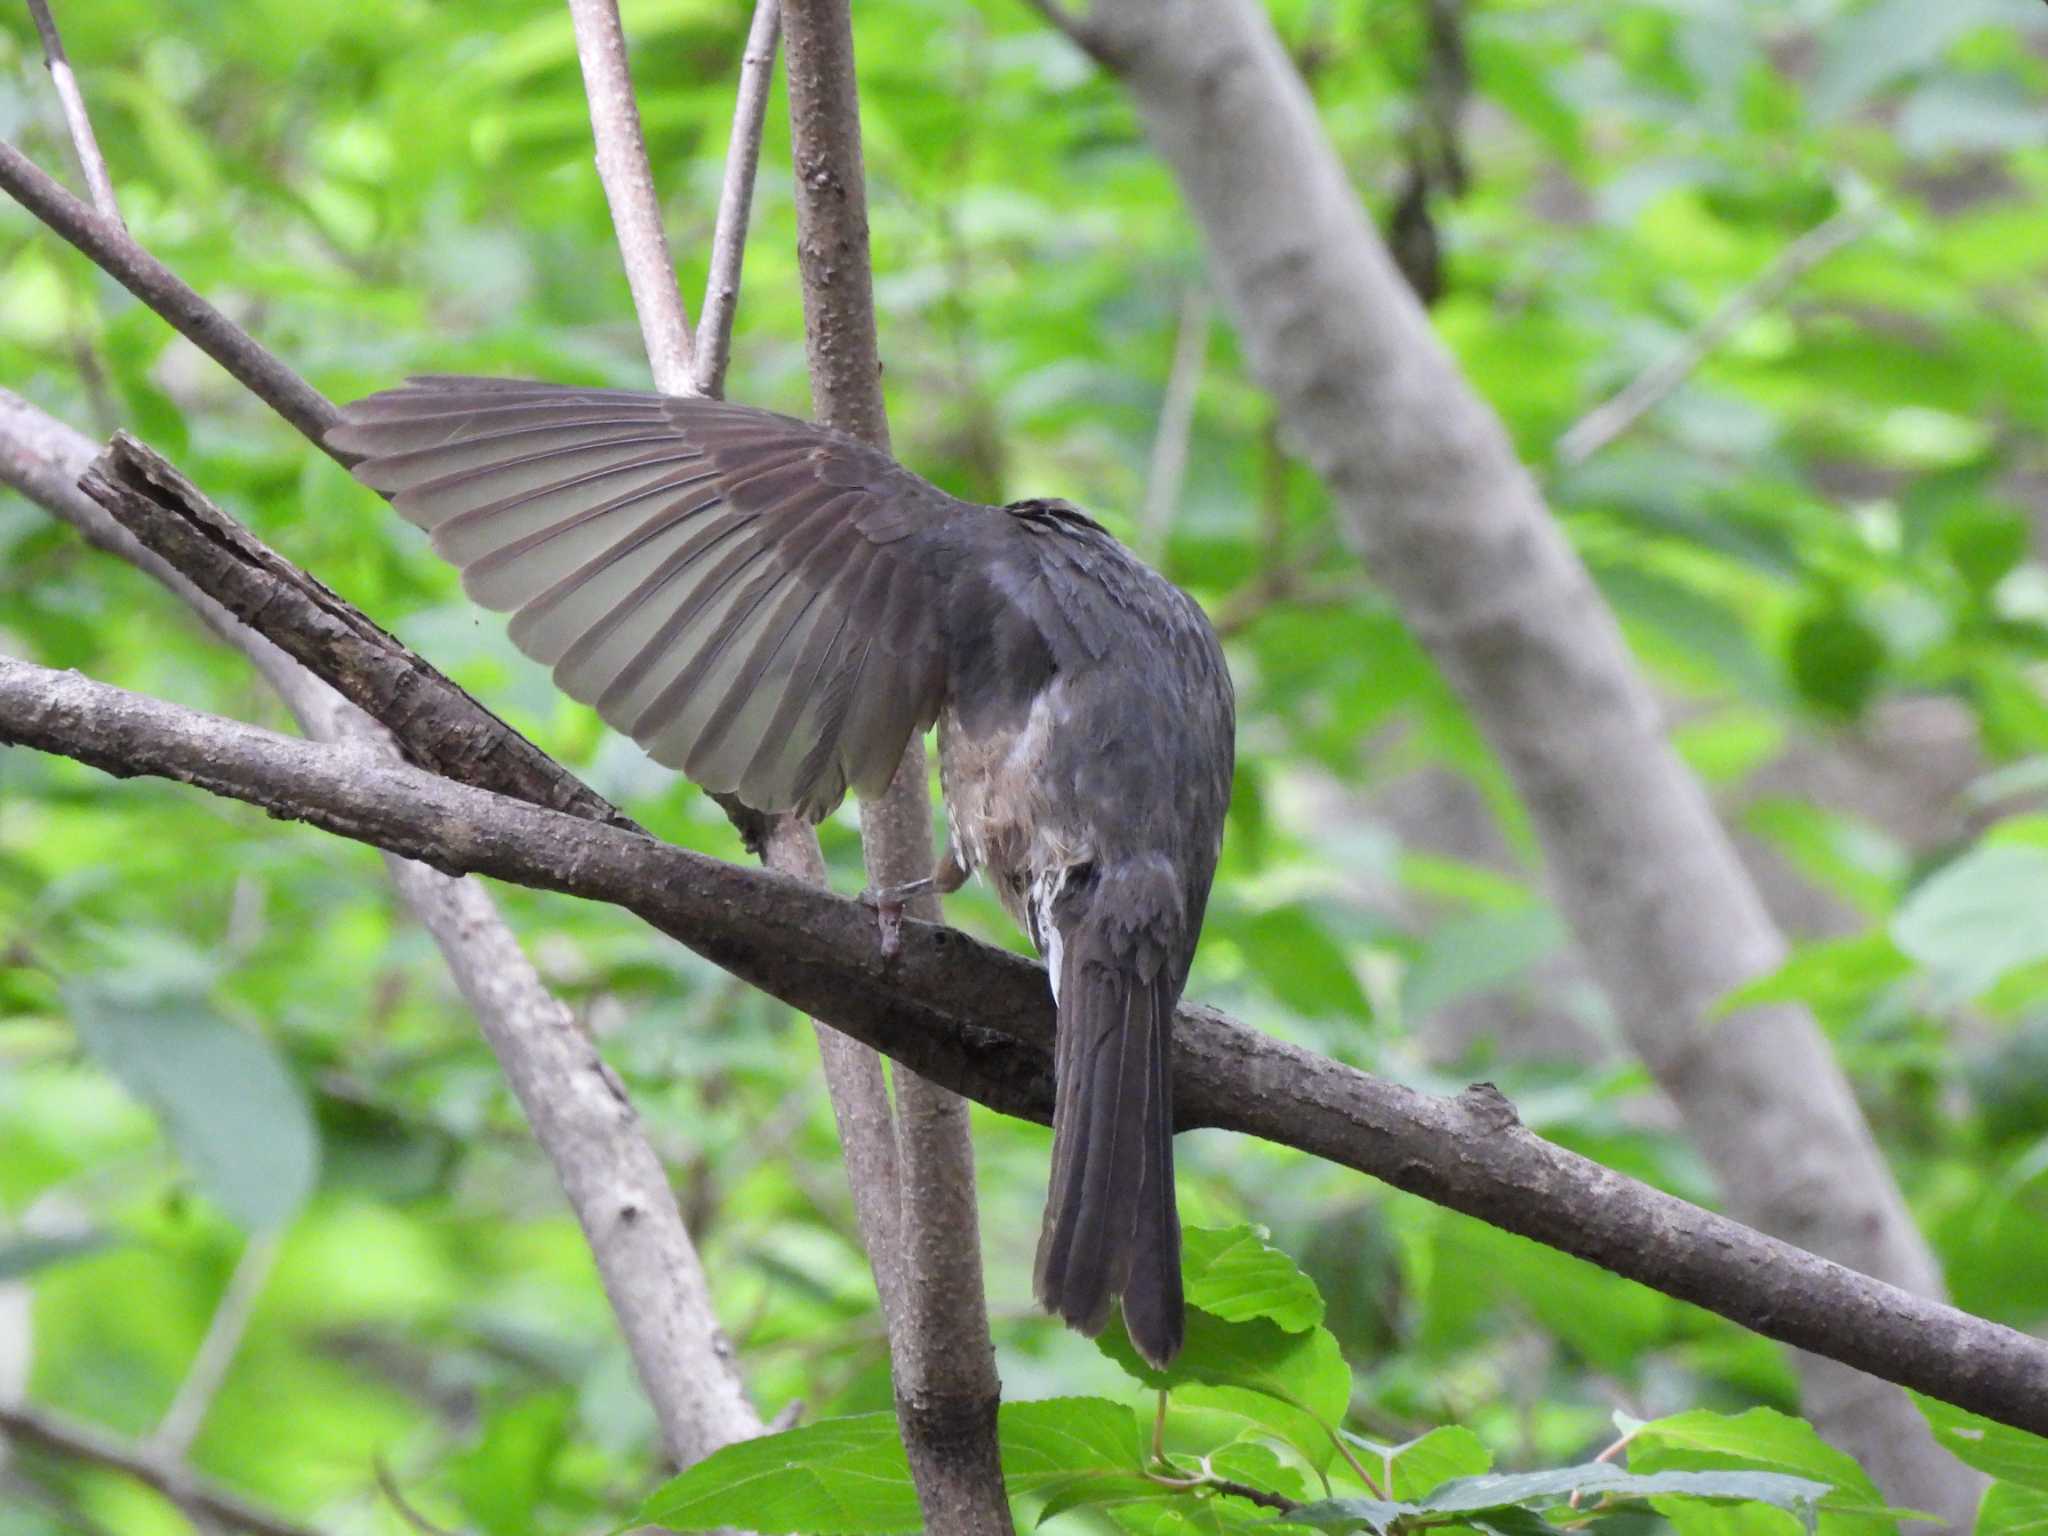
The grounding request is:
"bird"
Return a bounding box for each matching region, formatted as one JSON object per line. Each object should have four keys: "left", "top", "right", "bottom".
{"left": 329, "top": 376, "right": 1235, "bottom": 1366}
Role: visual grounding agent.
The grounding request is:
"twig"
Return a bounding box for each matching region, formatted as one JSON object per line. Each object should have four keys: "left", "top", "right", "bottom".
{"left": 1140, "top": 284, "right": 1211, "bottom": 558}
{"left": 780, "top": 3, "right": 1011, "bottom": 1532}
{"left": 565, "top": 0, "right": 697, "bottom": 394}
{"left": 1553, "top": 205, "right": 1877, "bottom": 467}
{"left": 10, "top": 657, "right": 2048, "bottom": 1437}
{"left": 694, "top": 0, "right": 782, "bottom": 399}
{"left": 0, "top": 1401, "right": 325, "bottom": 1536}
{"left": 373, "top": 1456, "right": 464, "bottom": 1536}
{"left": 0, "top": 143, "right": 340, "bottom": 449}
{"left": 150, "top": 1232, "right": 277, "bottom": 1462}
{"left": 24, "top": 0, "right": 120, "bottom": 222}
{"left": 0, "top": 396, "right": 761, "bottom": 1469}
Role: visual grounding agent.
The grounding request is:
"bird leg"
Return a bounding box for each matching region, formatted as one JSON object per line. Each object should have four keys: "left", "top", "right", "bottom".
{"left": 859, "top": 849, "right": 968, "bottom": 959}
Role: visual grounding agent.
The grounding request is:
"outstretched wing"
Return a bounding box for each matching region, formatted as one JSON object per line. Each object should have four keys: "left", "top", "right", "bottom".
{"left": 330, "top": 376, "right": 978, "bottom": 820}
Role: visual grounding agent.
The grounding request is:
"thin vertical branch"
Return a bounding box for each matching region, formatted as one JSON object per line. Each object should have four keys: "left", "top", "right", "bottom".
{"left": 559, "top": 0, "right": 918, "bottom": 1394}
{"left": 695, "top": 0, "right": 783, "bottom": 399}
{"left": 564, "top": 0, "right": 697, "bottom": 394}
{"left": 1140, "top": 283, "right": 1210, "bottom": 558}
{"left": 149, "top": 1233, "right": 277, "bottom": 1462}
{"left": 782, "top": 3, "right": 1012, "bottom": 1533}
{"left": 25, "top": 0, "right": 121, "bottom": 222}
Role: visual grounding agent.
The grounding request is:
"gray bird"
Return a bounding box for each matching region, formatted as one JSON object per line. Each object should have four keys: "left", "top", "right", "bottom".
{"left": 331, "top": 377, "right": 1235, "bottom": 1365}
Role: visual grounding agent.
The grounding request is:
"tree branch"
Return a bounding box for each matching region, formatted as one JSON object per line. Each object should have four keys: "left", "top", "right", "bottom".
{"left": 565, "top": 0, "right": 697, "bottom": 393}
{"left": 0, "top": 396, "right": 760, "bottom": 1468}
{"left": 25, "top": 1, "right": 121, "bottom": 222}
{"left": 1045, "top": 0, "right": 1966, "bottom": 1512}
{"left": 0, "top": 1401, "right": 325, "bottom": 1536}
{"left": 695, "top": 0, "right": 782, "bottom": 399}
{"left": 1554, "top": 204, "right": 1877, "bottom": 467}
{"left": 5, "top": 655, "right": 2048, "bottom": 1438}
{"left": 781, "top": 3, "right": 1011, "bottom": 1530}
{"left": 0, "top": 143, "right": 340, "bottom": 450}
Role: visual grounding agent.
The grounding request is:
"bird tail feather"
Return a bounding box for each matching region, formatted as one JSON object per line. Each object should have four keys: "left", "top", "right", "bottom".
{"left": 1032, "top": 919, "right": 1183, "bottom": 1367}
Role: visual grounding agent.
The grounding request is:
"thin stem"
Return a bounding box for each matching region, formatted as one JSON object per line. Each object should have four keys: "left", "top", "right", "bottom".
{"left": 695, "top": 0, "right": 782, "bottom": 399}
{"left": 1553, "top": 204, "right": 1876, "bottom": 467}
{"left": 24, "top": 0, "right": 121, "bottom": 222}
{"left": 564, "top": 0, "right": 697, "bottom": 394}
{"left": 0, "top": 1402, "right": 325, "bottom": 1536}
{"left": 149, "top": 1232, "right": 277, "bottom": 1462}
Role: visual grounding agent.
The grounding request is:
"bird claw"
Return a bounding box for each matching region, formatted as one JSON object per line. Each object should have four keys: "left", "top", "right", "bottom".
{"left": 858, "top": 877, "right": 934, "bottom": 960}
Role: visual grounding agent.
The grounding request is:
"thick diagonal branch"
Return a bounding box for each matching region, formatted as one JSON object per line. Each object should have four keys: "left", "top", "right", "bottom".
{"left": 6, "top": 655, "right": 2048, "bottom": 1440}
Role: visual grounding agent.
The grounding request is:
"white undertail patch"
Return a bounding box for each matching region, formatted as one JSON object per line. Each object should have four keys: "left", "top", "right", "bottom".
{"left": 1030, "top": 864, "right": 1072, "bottom": 1006}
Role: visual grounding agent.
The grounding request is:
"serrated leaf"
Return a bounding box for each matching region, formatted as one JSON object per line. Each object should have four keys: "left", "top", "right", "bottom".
{"left": 1628, "top": 1408, "right": 1890, "bottom": 1536}
{"left": 1914, "top": 1395, "right": 2048, "bottom": 1490}
{"left": 1182, "top": 1227, "right": 1326, "bottom": 1332}
{"left": 1285, "top": 1495, "right": 1421, "bottom": 1533}
{"left": 1420, "top": 1465, "right": 1831, "bottom": 1514}
{"left": 635, "top": 1413, "right": 916, "bottom": 1534}
{"left": 67, "top": 980, "right": 318, "bottom": 1231}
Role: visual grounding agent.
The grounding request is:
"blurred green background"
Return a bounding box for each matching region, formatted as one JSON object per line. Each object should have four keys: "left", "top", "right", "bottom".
{"left": 2, "top": 0, "right": 2047, "bottom": 1529}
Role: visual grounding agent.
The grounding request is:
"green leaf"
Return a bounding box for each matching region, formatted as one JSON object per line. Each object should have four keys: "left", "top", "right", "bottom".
{"left": 637, "top": 1399, "right": 1151, "bottom": 1535}
{"left": 1285, "top": 1495, "right": 1418, "bottom": 1534}
{"left": 1788, "top": 604, "right": 1884, "bottom": 719}
{"left": 1979, "top": 1481, "right": 2048, "bottom": 1536}
{"left": 1351, "top": 1433, "right": 1499, "bottom": 1507}
{"left": 1942, "top": 504, "right": 2029, "bottom": 596}
{"left": 1242, "top": 907, "right": 1371, "bottom": 1020}
{"left": 1291, "top": 1464, "right": 1831, "bottom": 1535}
{"left": 450, "top": 1392, "right": 573, "bottom": 1536}
{"left": 1893, "top": 843, "right": 2048, "bottom": 997}
{"left": 1914, "top": 1395, "right": 2048, "bottom": 1490}
{"left": 1004, "top": 1396, "right": 1158, "bottom": 1521}
{"left": 1181, "top": 1227, "right": 1326, "bottom": 1333}
{"left": 1401, "top": 908, "right": 1565, "bottom": 1022}
{"left": 1419, "top": 1466, "right": 1830, "bottom": 1515}
{"left": 67, "top": 979, "right": 318, "bottom": 1231}
{"left": 635, "top": 1413, "right": 917, "bottom": 1534}
{"left": 1097, "top": 1308, "right": 1351, "bottom": 1430}
{"left": 1628, "top": 1408, "right": 1892, "bottom": 1535}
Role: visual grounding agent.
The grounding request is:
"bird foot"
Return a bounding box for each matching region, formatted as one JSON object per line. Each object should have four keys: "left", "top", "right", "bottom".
{"left": 858, "top": 877, "right": 935, "bottom": 960}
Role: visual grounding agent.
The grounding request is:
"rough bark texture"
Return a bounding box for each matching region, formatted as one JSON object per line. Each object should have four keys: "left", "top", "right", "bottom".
{"left": 6, "top": 655, "right": 2048, "bottom": 1441}
{"left": 1045, "top": 0, "right": 1971, "bottom": 1515}
{"left": 781, "top": 2, "right": 1012, "bottom": 1530}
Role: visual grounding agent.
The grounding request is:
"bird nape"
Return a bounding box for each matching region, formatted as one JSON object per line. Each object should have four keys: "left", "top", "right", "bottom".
{"left": 332, "top": 377, "right": 1235, "bottom": 1367}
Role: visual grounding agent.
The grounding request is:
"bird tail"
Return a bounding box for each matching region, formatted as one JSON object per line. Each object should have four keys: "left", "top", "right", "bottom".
{"left": 1032, "top": 914, "right": 1183, "bottom": 1367}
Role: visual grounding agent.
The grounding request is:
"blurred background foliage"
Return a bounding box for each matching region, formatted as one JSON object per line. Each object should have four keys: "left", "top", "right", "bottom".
{"left": 1, "top": 0, "right": 2046, "bottom": 1529}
